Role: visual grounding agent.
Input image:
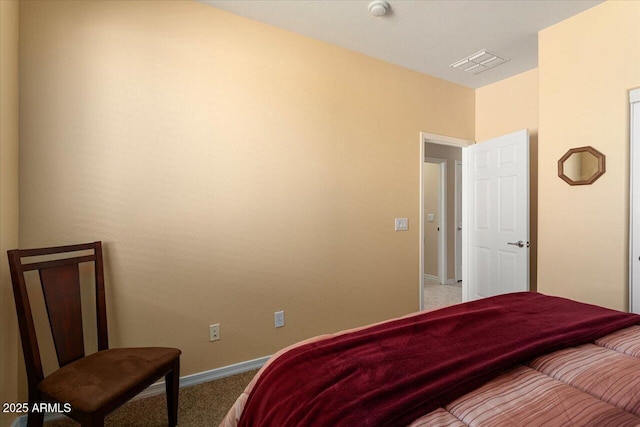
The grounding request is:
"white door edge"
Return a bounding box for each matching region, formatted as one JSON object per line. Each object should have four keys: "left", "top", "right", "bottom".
{"left": 455, "top": 160, "right": 463, "bottom": 282}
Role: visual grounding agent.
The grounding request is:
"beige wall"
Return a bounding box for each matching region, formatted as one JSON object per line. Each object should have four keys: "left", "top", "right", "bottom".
{"left": 538, "top": 1, "right": 640, "bottom": 310}
{"left": 475, "top": 69, "right": 539, "bottom": 142}
{"left": 475, "top": 68, "right": 539, "bottom": 291}
{"left": 12, "top": 0, "right": 633, "bottom": 403}
{"left": 0, "top": 0, "right": 20, "bottom": 425}
{"left": 17, "top": 0, "right": 474, "bottom": 379}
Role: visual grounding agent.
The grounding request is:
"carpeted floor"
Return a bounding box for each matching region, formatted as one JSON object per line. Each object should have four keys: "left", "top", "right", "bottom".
{"left": 44, "top": 369, "right": 258, "bottom": 426}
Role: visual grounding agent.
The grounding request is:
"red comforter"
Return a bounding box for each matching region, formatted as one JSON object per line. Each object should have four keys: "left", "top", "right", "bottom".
{"left": 237, "top": 292, "right": 640, "bottom": 427}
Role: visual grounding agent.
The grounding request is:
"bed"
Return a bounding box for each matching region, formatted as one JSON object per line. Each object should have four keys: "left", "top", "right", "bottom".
{"left": 221, "top": 292, "right": 640, "bottom": 426}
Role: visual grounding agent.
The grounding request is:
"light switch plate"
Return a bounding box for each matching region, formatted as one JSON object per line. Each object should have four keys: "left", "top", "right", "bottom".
{"left": 274, "top": 311, "right": 285, "bottom": 328}
{"left": 395, "top": 218, "right": 408, "bottom": 231}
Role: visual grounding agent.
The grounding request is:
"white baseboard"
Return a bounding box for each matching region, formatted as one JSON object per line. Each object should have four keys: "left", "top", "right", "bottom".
{"left": 11, "top": 355, "right": 270, "bottom": 427}
{"left": 424, "top": 274, "right": 438, "bottom": 281}
{"left": 137, "top": 354, "right": 269, "bottom": 400}
{"left": 12, "top": 411, "right": 63, "bottom": 427}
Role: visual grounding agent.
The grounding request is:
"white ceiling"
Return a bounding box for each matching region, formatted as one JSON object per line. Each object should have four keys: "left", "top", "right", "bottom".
{"left": 200, "top": 0, "right": 602, "bottom": 89}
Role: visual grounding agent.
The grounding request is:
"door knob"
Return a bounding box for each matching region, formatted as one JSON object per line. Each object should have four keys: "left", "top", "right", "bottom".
{"left": 457, "top": 226, "right": 462, "bottom": 231}
{"left": 507, "top": 240, "right": 525, "bottom": 248}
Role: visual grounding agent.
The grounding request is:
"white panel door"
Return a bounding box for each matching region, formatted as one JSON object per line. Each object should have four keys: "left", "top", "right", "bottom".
{"left": 462, "top": 130, "right": 529, "bottom": 301}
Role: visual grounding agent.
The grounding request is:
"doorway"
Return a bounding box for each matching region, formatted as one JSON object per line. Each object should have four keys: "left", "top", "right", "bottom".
{"left": 423, "top": 157, "right": 446, "bottom": 285}
{"left": 420, "top": 130, "right": 531, "bottom": 311}
{"left": 419, "top": 133, "right": 472, "bottom": 311}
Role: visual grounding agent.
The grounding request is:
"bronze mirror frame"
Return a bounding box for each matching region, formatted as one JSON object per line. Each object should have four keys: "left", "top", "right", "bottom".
{"left": 558, "top": 146, "right": 606, "bottom": 186}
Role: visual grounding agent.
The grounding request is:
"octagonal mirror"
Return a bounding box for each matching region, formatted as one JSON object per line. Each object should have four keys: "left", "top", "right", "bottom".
{"left": 558, "top": 146, "right": 606, "bottom": 185}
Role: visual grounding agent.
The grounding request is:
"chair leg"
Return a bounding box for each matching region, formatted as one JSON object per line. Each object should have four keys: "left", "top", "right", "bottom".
{"left": 81, "top": 414, "right": 104, "bottom": 427}
{"left": 166, "top": 357, "right": 180, "bottom": 426}
{"left": 26, "top": 410, "right": 44, "bottom": 427}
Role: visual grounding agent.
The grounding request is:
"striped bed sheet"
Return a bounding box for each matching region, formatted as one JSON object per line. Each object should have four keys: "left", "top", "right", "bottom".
{"left": 222, "top": 324, "right": 640, "bottom": 426}
{"left": 409, "top": 325, "right": 640, "bottom": 426}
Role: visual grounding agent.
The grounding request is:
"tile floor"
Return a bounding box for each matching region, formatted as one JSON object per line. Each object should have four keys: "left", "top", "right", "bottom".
{"left": 424, "top": 278, "right": 462, "bottom": 311}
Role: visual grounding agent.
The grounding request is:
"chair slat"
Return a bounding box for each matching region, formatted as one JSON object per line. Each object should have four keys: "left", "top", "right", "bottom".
{"left": 21, "top": 255, "right": 96, "bottom": 272}
{"left": 18, "top": 242, "right": 98, "bottom": 257}
{"left": 40, "top": 264, "right": 85, "bottom": 366}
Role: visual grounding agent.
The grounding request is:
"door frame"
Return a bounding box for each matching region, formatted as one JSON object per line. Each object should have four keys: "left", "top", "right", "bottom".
{"left": 419, "top": 132, "right": 474, "bottom": 311}
{"left": 454, "top": 160, "right": 463, "bottom": 282}
{"left": 424, "top": 157, "right": 447, "bottom": 285}
{"left": 629, "top": 87, "right": 640, "bottom": 313}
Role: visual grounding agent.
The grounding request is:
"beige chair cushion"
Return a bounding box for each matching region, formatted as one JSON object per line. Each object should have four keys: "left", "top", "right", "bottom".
{"left": 39, "top": 347, "right": 181, "bottom": 413}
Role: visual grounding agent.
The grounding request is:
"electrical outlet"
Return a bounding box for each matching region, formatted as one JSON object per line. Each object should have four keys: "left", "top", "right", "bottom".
{"left": 274, "top": 311, "right": 285, "bottom": 328}
{"left": 209, "top": 323, "right": 220, "bottom": 341}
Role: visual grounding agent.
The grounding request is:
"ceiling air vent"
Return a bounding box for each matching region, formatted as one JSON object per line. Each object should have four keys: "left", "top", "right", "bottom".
{"left": 450, "top": 50, "right": 509, "bottom": 75}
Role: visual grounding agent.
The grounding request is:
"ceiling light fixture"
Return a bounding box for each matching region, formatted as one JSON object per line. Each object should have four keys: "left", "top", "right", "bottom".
{"left": 368, "top": 0, "right": 390, "bottom": 17}
{"left": 450, "top": 50, "right": 509, "bottom": 75}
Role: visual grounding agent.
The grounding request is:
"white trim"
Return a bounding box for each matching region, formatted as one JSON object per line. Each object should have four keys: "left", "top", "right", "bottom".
{"left": 12, "top": 412, "right": 64, "bottom": 427}
{"left": 630, "top": 88, "right": 640, "bottom": 313}
{"left": 10, "top": 415, "right": 25, "bottom": 427}
{"left": 421, "top": 132, "right": 474, "bottom": 148}
{"left": 462, "top": 148, "right": 470, "bottom": 302}
{"left": 419, "top": 134, "right": 425, "bottom": 310}
{"left": 420, "top": 132, "right": 472, "bottom": 310}
{"left": 138, "top": 355, "right": 269, "bottom": 399}
{"left": 424, "top": 273, "right": 438, "bottom": 282}
{"left": 10, "top": 355, "right": 270, "bottom": 427}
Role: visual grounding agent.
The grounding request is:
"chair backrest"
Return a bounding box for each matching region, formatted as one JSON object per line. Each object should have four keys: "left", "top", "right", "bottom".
{"left": 7, "top": 242, "right": 108, "bottom": 390}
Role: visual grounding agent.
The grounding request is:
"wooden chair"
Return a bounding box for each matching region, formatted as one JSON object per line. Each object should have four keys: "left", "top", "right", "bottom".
{"left": 7, "top": 241, "right": 181, "bottom": 427}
